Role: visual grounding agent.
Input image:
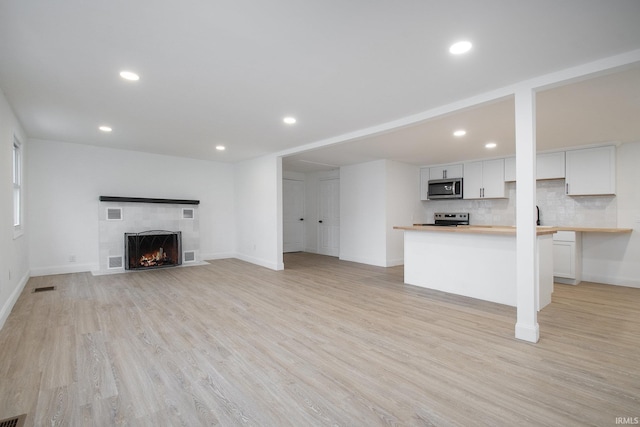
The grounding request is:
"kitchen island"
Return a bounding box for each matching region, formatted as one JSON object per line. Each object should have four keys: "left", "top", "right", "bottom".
{"left": 393, "top": 225, "right": 557, "bottom": 309}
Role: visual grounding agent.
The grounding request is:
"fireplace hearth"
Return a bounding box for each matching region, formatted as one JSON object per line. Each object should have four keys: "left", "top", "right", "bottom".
{"left": 125, "top": 230, "right": 182, "bottom": 270}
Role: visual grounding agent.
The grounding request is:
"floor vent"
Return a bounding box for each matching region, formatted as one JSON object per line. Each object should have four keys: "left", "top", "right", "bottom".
{"left": 184, "top": 251, "right": 196, "bottom": 263}
{"left": 0, "top": 413, "right": 27, "bottom": 427}
{"left": 32, "top": 286, "right": 56, "bottom": 293}
{"left": 108, "top": 255, "right": 124, "bottom": 269}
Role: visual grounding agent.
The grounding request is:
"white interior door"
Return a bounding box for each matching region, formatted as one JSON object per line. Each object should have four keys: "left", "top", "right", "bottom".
{"left": 283, "top": 178, "right": 305, "bottom": 253}
{"left": 318, "top": 178, "right": 340, "bottom": 257}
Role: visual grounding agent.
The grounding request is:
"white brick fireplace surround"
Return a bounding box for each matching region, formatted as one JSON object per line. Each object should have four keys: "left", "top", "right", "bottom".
{"left": 97, "top": 197, "right": 202, "bottom": 275}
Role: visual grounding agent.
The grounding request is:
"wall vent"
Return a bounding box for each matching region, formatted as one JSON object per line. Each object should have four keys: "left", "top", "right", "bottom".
{"left": 183, "top": 251, "right": 196, "bottom": 263}
{"left": 108, "top": 256, "right": 123, "bottom": 269}
{"left": 0, "top": 414, "right": 27, "bottom": 427}
{"left": 106, "top": 207, "right": 123, "bottom": 221}
{"left": 182, "top": 208, "right": 194, "bottom": 219}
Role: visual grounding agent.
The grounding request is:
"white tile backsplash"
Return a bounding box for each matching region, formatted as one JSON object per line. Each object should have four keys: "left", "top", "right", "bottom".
{"left": 420, "top": 179, "right": 617, "bottom": 227}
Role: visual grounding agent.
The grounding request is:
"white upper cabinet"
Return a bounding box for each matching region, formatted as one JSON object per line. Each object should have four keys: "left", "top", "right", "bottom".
{"left": 463, "top": 161, "right": 483, "bottom": 198}
{"left": 565, "top": 145, "right": 616, "bottom": 196}
{"left": 537, "top": 151, "right": 565, "bottom": 180}
{"left": 463, "top": 158, "right": 505, "bottom": 199}
{"left": 420, "top": 167, "right": 430, "bottom": 201}
{"left": 504, "top": 157, "right": 516, "bottom": 182}
{"left": 504, "top": 151, "right": 565, "bottom": 182}
{"left": 429, "top": 164, "right": 463, "bottom": 180}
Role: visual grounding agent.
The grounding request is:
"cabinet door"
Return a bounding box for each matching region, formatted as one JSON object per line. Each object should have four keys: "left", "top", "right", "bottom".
{"left": 504, "top": 156, "right": 516, "bottom": 182}
{"left": 553, "top": 241, "right": 575, "bottom": 278}
{"left": 429, "top": 164, "right": 463, "bottom": 180}
{"left": 537, "top": 152, "right": 565, "bottom": 180}
{"left": 445, "top": 164, "right": 463, "bottom": 179}
{"left": 481, "top": 158, "right": 505, "bottom": 198}
{"left": 463, "top": 161, "right": 483, "bottom": 199}
{"left": 429, "top": 166, "right": 445, "bottom": 180}
{"left": 565, "top": 146, "right": 615, "bottom": 195}
{"left": 420, "top": 167, "right": 430, "bottom": 200}
{"left": 504, "top": 152, "right": 565, "bottom": 182}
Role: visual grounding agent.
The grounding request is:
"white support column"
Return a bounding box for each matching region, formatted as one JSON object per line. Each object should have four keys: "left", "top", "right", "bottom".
{"left": 514, "top": 87, "right": 539, "bottom": 343}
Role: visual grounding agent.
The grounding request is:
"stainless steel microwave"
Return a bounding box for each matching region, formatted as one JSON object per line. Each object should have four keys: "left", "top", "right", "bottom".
{"left": 427, "top": 178, "right": 463, "bottom": 199}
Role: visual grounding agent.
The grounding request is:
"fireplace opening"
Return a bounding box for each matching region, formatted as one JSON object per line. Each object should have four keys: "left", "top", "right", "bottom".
{"left": 125, "top": 230, "right": 182, "bottom": 270}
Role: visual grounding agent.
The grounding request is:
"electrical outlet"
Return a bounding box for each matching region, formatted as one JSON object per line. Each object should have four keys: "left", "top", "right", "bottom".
{"left": 69, "top": 255, "right": 76, "bottom": 263}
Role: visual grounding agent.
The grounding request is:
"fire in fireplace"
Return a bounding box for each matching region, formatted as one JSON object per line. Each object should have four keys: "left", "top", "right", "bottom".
{"left": 125, "top": 230, "right": 182, "bottom": 270}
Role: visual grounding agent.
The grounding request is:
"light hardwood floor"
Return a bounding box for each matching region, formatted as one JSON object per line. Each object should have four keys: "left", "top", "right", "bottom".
{"left": 1, "top": 253, "right": 639, "bottom": 426}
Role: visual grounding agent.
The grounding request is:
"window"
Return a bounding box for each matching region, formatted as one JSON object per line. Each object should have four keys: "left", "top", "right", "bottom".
{"left": 13, "top": 137, "right": 22, "bottom": 231}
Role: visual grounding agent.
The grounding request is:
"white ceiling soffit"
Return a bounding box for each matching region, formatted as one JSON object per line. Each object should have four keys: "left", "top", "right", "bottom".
{"left": 282, "top": 66, "right": 640, "bottom": 172}
{"left": 0, "top": 1, "right": 640, "bottom": 166}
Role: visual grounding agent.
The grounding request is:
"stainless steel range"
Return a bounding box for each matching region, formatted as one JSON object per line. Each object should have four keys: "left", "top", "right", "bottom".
{"left": 416, "top": 212, "right": 469, "bottom": 227}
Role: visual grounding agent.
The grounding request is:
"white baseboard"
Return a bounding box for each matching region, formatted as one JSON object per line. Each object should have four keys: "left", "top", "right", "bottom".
{"left": 30, "top": 263, "right": 98, "bottom": 277}
{"left": 581, "top": 273, "right": 640, "bottom": 289}
{"left": 200, "top": 252, "right": 235, "bottom": 261}
{"left": 385, "top": 258, "right": 404, "bottom": 267}
{"left": 515, "top": 322, "right": 540, "bottom": 343}
{"left": 339, "top": 254, "right": 387, "bottom": 267}
{"left": 0, "top": 269, "right": 30, "bottom": 331}
{"left": 234, "top": 253, "right": 284, "bottom": 271}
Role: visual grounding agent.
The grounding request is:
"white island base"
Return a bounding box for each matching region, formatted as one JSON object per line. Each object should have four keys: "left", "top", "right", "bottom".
{"left": 400, "top": 227, "right": 554, "bottom": 310}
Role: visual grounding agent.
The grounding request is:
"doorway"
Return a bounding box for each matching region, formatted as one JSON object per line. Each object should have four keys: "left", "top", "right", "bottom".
{"left": 283, "top": 178, "right": 305, "bottom": 253}
{"left": 317, "top": 177, "right": 340, "bottom": 257}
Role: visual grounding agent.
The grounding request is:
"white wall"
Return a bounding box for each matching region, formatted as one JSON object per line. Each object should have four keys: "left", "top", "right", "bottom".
{"left": 27, "top": 139, "right": 236, "bottom": 275}
{"left": 340, "top": 159, "right": 419, "bottom": 267}
{"left": 582, "top": 141, "right": 640, "bottom": 287}
{"left": 340, "top": 160, "right": 387, "bottom": 266}
{"left": 234, "top": 154, "right": 283, "bottom": 270}
{"left": 0, "top": 89, "right": 29, "bottom": 329}
{"left": 385, "top": 161, "right": 421, "bottom": 266}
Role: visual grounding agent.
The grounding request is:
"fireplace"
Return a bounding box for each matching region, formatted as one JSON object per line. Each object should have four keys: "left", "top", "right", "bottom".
{"left": 125, "top": 230, "right": 182, "bottom": 270}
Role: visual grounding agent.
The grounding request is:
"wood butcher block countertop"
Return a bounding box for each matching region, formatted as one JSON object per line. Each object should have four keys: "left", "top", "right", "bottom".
{"left": 393, "top": 225, "right": 633, "bottom": 236}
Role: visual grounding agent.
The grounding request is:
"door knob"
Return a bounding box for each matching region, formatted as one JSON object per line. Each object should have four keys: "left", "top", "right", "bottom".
{"left": 299, "top": 218, "right": 304, "bottom": 221}
{"left": 319, "top": 220, "right": 323, "bottom": 223}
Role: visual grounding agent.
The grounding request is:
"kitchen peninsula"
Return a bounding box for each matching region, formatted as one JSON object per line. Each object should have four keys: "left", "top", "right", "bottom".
{"left": 393, "top": 225, "right": 557, "bottom": 310}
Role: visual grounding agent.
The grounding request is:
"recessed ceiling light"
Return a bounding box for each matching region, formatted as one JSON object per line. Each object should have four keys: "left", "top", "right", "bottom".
{"left": 453, "top": 129, "right": 466, "bottom": 137}
{"left": 449, "top": 41, "right": 472, "bottom": 55}
{"left": 119, "top": 71, "right": 140, "bottom": 81}
{"left": 485, "top": 142, "right": 497, "bottom": 149}
{"left": 215, "top": 145, "right": 226, "bottom": 151}
{"left": 283, "top": 117, "right": 297, "bottom": 125}
{"left": 99, "top": 126, "right": 112, "bottom": 132}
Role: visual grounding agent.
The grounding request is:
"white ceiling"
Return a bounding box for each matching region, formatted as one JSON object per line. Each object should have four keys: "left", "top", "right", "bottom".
{"left": 1, "top": 1, "right": 640, "bottom": 168}
{"left": 283, "top": 67, "right": 640, "bottom": 171}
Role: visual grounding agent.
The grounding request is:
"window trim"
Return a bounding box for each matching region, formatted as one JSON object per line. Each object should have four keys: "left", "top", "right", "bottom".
{"left": 13, "top": 136, "right": 23, "bottom": 238}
